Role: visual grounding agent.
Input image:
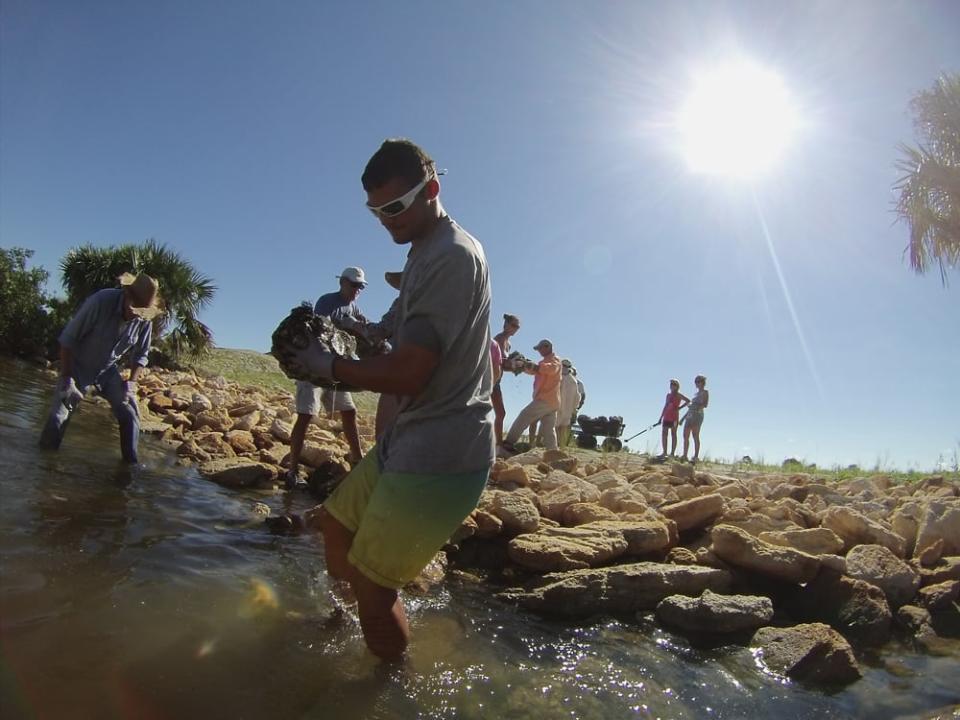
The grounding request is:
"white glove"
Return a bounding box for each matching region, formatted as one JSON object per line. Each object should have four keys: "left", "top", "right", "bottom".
{"left": 59, "top": 377, "right": 84, "bottom": 410}
{"left": 287, "top": 334, "right": 336, "bottom": 384}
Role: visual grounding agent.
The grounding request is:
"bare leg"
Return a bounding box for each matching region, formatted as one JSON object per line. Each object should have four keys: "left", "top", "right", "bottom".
{"left": 660, "top": 425, "right": 668, "bottom": 456}
{"left": 318, "top": 507, "right": 355, "bottom": 581}
{"left": 289, "top": 413, "right": 312, "bottom": 472}
{"left": 492, "top": 386, "right": 506, "bottom": 445}
{"left": 682, "top": 424, "right": 691, "bottom": 461}
{"left": 352, "top": 572, "right": 410, "bottom": 661}
{"left": 669, "top": 427, "right": 677, "bottom": 456}
{"left": 318, "top": 508, "right": 409, "bottom": 660}
{"left": 691, "top": 426, "right": 701, "bottom": 463}
{"left": 340, "top": 409, "right": 363, "bottom": 464}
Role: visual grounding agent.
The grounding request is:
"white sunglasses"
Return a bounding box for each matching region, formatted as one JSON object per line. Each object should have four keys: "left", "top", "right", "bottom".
{"left": 366, "top": 175, "right": 430, "bottom": 219}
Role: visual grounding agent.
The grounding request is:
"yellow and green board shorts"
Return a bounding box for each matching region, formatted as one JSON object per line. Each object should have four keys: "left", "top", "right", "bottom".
{"left": 322, "top": 450, "right": 489, "bottom": 589}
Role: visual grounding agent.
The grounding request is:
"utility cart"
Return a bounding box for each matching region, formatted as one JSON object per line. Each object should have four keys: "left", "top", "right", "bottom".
{"left": 574, "top": 414, "right": 625, "bottom": 452}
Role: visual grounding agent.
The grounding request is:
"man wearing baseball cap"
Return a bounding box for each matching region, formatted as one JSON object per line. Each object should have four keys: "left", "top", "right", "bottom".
{"left": 499, "top": 338, "right": 562, "bottom": 456}
{"left": 285, "top": 266, "right": 369, "bottom": 487}
{"left": 39, "top": 272, "right": 160, "bottom": 463}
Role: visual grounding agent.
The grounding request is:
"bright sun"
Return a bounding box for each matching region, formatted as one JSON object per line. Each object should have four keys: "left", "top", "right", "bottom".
{"left": 678, "top": 60, "right": 798, "bottom": 178}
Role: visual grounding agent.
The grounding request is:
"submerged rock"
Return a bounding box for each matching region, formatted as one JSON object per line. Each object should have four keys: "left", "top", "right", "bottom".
{"left": 786, "top": 569, "right": 892, "bottom": 645}
{"left": 500, "top": 562, "right": 731, "bottom": 617}
{"left": 752, "top": 623, "right": 861, "bottom": 685}
{"left": 200, "top": 458, "right": 277, "bottom": 488}
{"left": 656, "top": 589, "right": 773, "bottom": 634}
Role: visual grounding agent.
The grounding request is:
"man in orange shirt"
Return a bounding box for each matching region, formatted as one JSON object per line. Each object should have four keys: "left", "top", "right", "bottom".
{"left": 499, "top": 339, "right": 561, "bottom": 456}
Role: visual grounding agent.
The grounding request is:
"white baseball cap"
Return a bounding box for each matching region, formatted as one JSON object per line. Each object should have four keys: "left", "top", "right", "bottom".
{"left": 338, "top": 267, "right": 367, "bottom": 287}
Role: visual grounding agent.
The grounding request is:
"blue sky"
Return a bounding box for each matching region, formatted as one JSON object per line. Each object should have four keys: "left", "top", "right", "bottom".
{"left": 2, "top": 0, "right": 958, "bottom": 470}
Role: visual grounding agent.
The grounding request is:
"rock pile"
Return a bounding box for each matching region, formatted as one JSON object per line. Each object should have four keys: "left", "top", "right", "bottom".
{"left": 447, "top": 449, "right": 960, "bottom": 686}
{"left": 127, "top": 367, "right": 364, "bottom": 488}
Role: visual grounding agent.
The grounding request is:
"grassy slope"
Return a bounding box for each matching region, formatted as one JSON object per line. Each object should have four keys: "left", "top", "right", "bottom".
{"left": 188, "top": 347, "right": 378, "bottom": 416}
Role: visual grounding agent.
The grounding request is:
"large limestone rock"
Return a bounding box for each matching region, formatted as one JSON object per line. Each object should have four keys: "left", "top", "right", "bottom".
{"left": 716, "top": 509, "right": 800, "bottom": 536}
{"left": 493, "top": 464, "right": 532, "bottom": 487}
{"left": 914, "top": 501, "right": 960, "bottom": 558}
{"left": 659, "top": 493, "right": 725, "bottom": 532}
{"left": 711, "top": 524, "right": 821, "bottom": 584}
{"left": 562, "top": 503, "right": 618, "bottom": 526}
{"left": 224, "top": 429, "right": 258, "bottom": 455}
{"left": 489, "top": 491, "right": 540, "bottom": 535}
{"left": 228, "top": 401, "right": 262, "bottom": 417}
{"left": 188, "top": 392, "right": 213, "bottom": 414}
{"left": 193, "top": 408, "right": 231, "bottom": 433}
{"left": 758, "top": 528, "right": 844, "bottom": 556}
{"left": 786, "top": 569, "right": 892, "bottom": 645}
{"left": 896, "top": 604, "right": 936, "bottom": 640}
{"left": 891, "top": 501, "right": 925, "bottom": 557}
{"left": 919, "top": 556, "right": 960, "bottom": 586}
{"left": 507, "top": 525, "right": 628, "bottom": 572}
{"left": 845, "top": 544, "right": 920, "bottom": 609}
{"left": 656, "top": 590, "right": 773, "bottom": 634}
{"left": 916, "top": 580, "right": 960, "bottom": 612}
{"left": 473, "top": 510, "right": 503, "bottom": 538}
{"left": 538, "top": 472, "right": 602, "bottom": 522}
{"left": 231, "top": 410, "right": 261, "bottom": 432}
{"left": 299, "top": 441, "right": 338, "bottom": 468}
{"left": 583, "top": 520, "right": 674, "bottom": 556}
{"left": 752, "top": 623, "right": 861, "bottom": 685}
{"left": 821, "top": 506, "right": 906, "bottom": 557}
{"left": 598, "top": 486, "right": 649, "bottom": 515}
{"left": 270, "top": 418, "right": 293, "bottom": 442}
{"left": 500, "top": 562, "right": 732, "bottom": 617}
{"left": 176, "top": 437, "right": 211, "bottom": 463}
{"left": 582, "top": 469, "right": 628, "bottom": 491}
{"left": 200, "top": 458, "right": 277, "bottom": 488}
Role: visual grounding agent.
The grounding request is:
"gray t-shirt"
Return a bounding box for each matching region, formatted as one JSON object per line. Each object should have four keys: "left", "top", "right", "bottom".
{"left": 377, "top": 215, "right": 494, "bottom": 475}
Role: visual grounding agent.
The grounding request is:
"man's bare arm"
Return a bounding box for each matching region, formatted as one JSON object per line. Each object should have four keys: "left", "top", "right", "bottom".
{"left": 332, "top": 342, "right": 440, "bottom": 396}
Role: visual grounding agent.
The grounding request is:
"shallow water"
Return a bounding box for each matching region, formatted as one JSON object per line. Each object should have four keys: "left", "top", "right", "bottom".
{"left": 1, "top": 357, "right": 958, "bottom": 720}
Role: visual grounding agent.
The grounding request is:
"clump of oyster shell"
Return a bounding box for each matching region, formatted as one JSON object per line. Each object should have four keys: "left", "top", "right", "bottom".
{"left": 271, "top": 303, "right": 390, "bottom": 389}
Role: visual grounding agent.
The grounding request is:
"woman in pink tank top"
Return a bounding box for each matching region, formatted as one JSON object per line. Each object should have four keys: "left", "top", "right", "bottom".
{"left": 659, "top": 379, "right": 689, "bottom": 459}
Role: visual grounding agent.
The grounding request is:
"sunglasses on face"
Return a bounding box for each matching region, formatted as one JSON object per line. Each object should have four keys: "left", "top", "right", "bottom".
{"left": 347, "top": 280, "right": 366, "bottom": 290}
{"left": 366, "top": 175, "right": 430, "bottom": 219}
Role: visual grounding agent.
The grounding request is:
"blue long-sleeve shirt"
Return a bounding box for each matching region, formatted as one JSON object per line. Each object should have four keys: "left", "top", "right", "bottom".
{"left": 59, "top": 288, "right": 153, "bottom": 388}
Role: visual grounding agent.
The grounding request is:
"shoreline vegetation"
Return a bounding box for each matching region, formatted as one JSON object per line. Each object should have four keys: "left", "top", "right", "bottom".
{"left": 20, "top": 348, "right": 960, "bottom": 688}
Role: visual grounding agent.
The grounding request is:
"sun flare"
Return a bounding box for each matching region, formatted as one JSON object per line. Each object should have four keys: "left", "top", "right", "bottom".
{"left": 678, "top": 60, "right": 798, "bottom": 177}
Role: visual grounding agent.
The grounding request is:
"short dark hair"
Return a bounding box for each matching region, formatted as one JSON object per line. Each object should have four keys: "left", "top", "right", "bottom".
{"left": 361, "top": 138, "right": 435, "bottom": 191}
{"left": 503, "top": 313, "right": 520, "bottom": 325}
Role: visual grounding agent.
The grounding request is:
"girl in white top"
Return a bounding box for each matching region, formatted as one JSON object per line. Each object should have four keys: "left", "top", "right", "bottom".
{"left": 682, "top": 375, "right": 709, "bottom": 464}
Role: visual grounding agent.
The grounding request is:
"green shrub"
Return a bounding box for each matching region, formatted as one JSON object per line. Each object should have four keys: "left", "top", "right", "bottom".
{"left": 0, "top": 247, "right": 68, "bottom": 359}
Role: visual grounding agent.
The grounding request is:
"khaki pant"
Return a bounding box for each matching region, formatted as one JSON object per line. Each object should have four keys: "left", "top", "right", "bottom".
{"left": 505, "top": 400, "right": 558, "bottom": 450}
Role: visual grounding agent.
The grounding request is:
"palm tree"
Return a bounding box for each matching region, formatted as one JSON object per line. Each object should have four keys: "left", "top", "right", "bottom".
{"left": 894, "top": 73, "right": 960, "bottom": 285}
{"left": 60, "top": 239, "right": 217, "bottom": 360}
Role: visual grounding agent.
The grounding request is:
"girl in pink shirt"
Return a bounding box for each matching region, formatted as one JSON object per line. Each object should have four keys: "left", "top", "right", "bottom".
{"left": 659, "top": 379, "right": 689, "bottom": 458}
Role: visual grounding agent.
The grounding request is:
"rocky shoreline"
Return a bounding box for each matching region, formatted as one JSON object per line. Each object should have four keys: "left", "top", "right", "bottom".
{"left": 94, "top": 367, "right": 960, "bottom": 686}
